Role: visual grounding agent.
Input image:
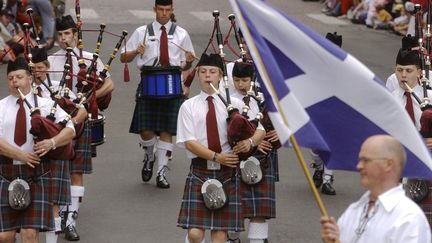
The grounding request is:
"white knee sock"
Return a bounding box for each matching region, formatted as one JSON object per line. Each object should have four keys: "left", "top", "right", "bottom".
{"left": 68, "top": 186, "right": 85, "bottom": 227}
{"left": 54, "top": 216, "right": 62, "bottom": 232}
{"left": 248, "top": 222, "right": 268, "bottom": 243}
{"left": 323, "top": 166, "right": 334, "bottom": 183}
{"left": 139, "top": 136, "right": 157, "bottom": 161}
{"left": 46, "top": 231, "right": 58, "bottom": 243}
{"left": 157, "top": 141, "right": 173, "bottom": 173}
{"left": 46, "top": 217, "right": 61, "bottom": 243}
{"left": 310, "top": 150, "right": 323, "bottom": 168}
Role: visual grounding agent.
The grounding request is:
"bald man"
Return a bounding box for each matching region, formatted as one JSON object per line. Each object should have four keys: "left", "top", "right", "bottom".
{"left": 320, "top": 135, "right": 430, "bottom": 243}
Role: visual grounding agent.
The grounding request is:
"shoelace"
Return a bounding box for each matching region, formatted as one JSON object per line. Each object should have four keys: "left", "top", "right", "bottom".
{"left": 158, "top": 166, "right": 170, "bottom": 181}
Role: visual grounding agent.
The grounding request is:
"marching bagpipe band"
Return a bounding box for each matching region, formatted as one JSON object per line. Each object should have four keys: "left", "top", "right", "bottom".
{"left": 401, "top": 3, "right": 432, "bottom": 202}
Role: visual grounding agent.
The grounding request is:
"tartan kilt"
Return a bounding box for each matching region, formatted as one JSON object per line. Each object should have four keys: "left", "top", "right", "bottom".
{"left": 177, "top": 164, "right": 244, "bottom": 232}
{"left": 417, "top": 180, "right": 432, "bottom": 230}
{"left": 49, "top": 159, "right": 71, "bottom": 205}
{"left": 129, "top": 96, "right": 183, "bottom": 135}
{"left": 241, "top": 154, "right": 277, "bottom": 219}
{"left": 70, "top": 120, "right": 92, "bottom": 174}
{"left": 0, "top": 162, "right": 54, "bottom": 232}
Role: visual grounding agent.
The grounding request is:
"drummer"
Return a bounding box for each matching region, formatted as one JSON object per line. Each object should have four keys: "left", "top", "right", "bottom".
{"left": 120, "top": 0, "right": 195, "bottom": 189}
{"left": 47, "top": 15, "right": 114, "bottom": 241}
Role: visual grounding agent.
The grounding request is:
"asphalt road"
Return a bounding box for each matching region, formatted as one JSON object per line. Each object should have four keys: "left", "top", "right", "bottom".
{"left": 0, "top": 0, "right": 403, "bottom": 242}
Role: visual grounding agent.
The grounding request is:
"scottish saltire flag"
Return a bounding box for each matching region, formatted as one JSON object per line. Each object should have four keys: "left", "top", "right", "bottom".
{"left": 230, "top": 0, "right": 432, "bottom": 178}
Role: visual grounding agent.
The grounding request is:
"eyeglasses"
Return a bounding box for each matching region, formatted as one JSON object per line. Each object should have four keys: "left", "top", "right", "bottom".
{"left": 357, "top": 157, "right": 389, "bottom": 163}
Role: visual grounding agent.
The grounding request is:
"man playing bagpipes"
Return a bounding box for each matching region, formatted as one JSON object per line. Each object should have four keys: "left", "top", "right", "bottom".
{"left": 391, "top": 48, "right": 432, "bottom": 230}
{"left": 227, "top": 62, "right": 279, "bottom": 243}
{"left": 47, "top": 15, "right": 114, "bottom": 241}
{"left": 120, "top": 0, "right": 195, "bottom": 189}
{"left": 30, "top": 46, "right": 88, "bottom": 243}
{"left": 176, "top": 53, "right": 265, "bottom": 243}
{"left": 0, "top": 57, "right": 75, "bottom": 243}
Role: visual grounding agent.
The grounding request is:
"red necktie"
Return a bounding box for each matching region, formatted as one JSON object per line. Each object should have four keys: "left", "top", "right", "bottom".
{"left": 206, "top": 96, "right": 222, "bottom": 153}
{"left": 14, "top": 99, "right": 27, "bottom": 146}
{"left": 404, "top": 92, "right": 416, "bottom": 124}
{"left": 160, "top": 26, "right": 169, "bottom": 67}
{"left": 67, "top": 54, "right": 73, "bottom": 89}
{"left": 36, "top": 86, "right": 42, "bottom": 97}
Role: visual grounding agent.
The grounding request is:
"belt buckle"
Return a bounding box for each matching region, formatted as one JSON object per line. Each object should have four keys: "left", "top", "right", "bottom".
{"left": 207, "top": 160, "right": 220, "bottom": 170}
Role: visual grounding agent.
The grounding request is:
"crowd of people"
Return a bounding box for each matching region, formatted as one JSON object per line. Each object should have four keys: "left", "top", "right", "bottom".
{"left": 316, "top": 0, "right": 428, "bottom": 36}
{"left": 0, "top": 0, "right": 65, "bottom": 63}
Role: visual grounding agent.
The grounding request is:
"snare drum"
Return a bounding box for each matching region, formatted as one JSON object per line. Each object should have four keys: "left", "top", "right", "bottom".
{"left": 139, "top": 66, "right": 182, "bottom": 99}
{"left": 89, "top": 114, "right": 106, "bottom": 146}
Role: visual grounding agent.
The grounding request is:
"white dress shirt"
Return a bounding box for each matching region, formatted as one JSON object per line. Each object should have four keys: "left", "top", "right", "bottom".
{"left": 0, "top": 92, "right": 75, "bottom": 155}
{"left": 338, "top": 185, "right": 431, "bottom": 243}
{"left": 121, "top": 20, "right": 195, "bottom": 70}
{"left": 176, "top": 91, "right": 244, "bottom": 159}
{"left": 48, "top": 47, "right": 109, "bottom": 94}
{"left": 391, "top": 85, "right": 432, "bottom": 130}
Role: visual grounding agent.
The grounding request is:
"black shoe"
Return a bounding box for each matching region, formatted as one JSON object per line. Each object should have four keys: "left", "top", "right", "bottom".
{"left": 312, "top": 166, "right": 324, "bottom": 188}
{"left": 64, "top": 225, "right": 80, "bottom": 241}
{"left": 227, "top": 238, "right": 241, "bottom": 243}
{"left": 141, "top": 154, "right": 155, "bottom": 182}
{"left": 156, "top": 166, "right": 170, "bottom": 189}
{"left": 321, "top": 182, "right": 336, "bottom": 195}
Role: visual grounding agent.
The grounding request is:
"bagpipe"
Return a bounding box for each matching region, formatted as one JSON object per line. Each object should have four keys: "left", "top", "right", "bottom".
{"left": 223, "top": 12, "right": 281, "bottom": 152}
{"left": 404, "top": 3, "right": 432, "bottom": 203}
{"left": 23, "top": 17, "right": 86, "bottom": 139}
{"left": 210, "top": 10, "right": 259, "bottom": 161}
{"left": 16, "top": 87, "right": 75, "bottom": 160}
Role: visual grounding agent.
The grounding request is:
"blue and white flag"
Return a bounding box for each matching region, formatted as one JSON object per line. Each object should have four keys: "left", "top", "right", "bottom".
{"left": 230, "top": 0, "right": 432, "bottom": 178}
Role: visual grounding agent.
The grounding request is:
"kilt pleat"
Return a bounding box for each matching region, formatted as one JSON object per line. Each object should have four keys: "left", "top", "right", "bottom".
{"left": 50, "top": 160, "right": 71, "bottom": 205}
{"left": 0, "top": 163, "right": 54, "bottom": 232}
{"left": 129, "top": 97, "right": 183, "bottom": 135}
{"left": 268, "top": 149, "right": 279, "bottom": 182}
{"left": 71, "top": 120, "right": 92, "bottom": 174}
{"left": 177, "top": 165, "right": 244, "bottom": 232}
{"left": 241, "top": 154, "right": 277, "bottom": 219}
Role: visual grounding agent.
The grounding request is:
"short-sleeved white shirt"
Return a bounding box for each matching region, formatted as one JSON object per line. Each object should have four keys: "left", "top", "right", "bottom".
{"left": 121, "top": 20, "right": 194, "bottom": 70}
{"left": 176, "top": 91, "right": 244, "bottom": 159}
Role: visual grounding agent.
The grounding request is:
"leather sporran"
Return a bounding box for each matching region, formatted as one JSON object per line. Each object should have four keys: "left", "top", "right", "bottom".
{"left": 8, "top": 178, "right": 31, "bottom": 210}
{"left": 240, "top": 156, "right": 263, "bottom": 185}
{"left": 404, "top": 179, "right": 429, "bottom": 203}
{"left": 201, "top": 179, "right": 227, "bottom": 210}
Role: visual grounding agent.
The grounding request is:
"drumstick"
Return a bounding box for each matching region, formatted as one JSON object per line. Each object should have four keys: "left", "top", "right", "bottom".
{"left": 170, "top": 41, "right": 199, "bottom": 61}
{"left": 140, "top": 27, "right": 148, "bottom": 58}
